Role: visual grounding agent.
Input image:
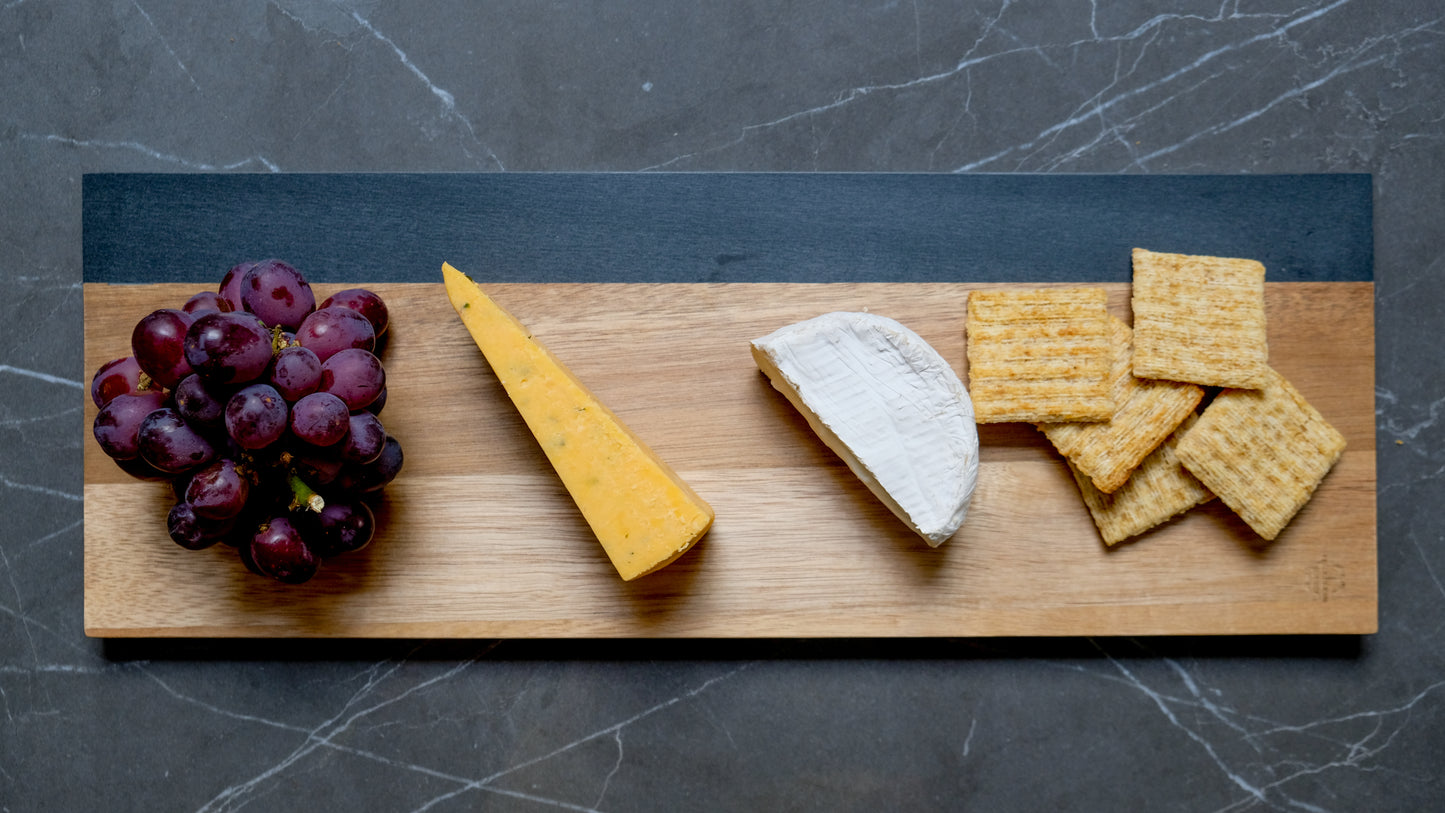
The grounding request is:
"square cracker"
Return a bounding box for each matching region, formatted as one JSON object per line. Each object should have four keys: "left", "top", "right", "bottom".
{"left": 966, "top": 287, "right": 1113, "bottom": 423}
{"left": 1131, "top": 248, "right": 1268, "bottom": 388}
{"left": 1070, "top": 414, "right": 1213, "bottom": 547}
{"left": 1175, "top": 367, "right": 1346, "bottom": 541}
{"left": 1040, "top": 315, "right": 1204, "bottom": 493}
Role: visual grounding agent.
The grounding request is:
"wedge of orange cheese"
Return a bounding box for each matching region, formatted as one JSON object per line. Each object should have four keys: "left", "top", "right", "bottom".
{"left": 443, "top": 263, "right": 714, "bottom": 580}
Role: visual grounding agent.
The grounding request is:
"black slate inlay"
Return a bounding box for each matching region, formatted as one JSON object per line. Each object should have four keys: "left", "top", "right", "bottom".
{"left": 82, "top": 173, "right": 1373, "bottom": 285}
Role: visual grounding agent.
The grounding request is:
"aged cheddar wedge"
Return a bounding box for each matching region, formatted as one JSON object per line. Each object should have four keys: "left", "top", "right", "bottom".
{"left": 442, "top": 263, "right": 714, "bottom": 580}
{"left": 751, "top": 312, "right": 979, "bottom": 547}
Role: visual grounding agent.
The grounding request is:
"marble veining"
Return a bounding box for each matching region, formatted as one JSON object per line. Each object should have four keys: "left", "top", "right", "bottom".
{"left": 338, "top": 6, "right": 506, "bottom": 172}
{"left": 19, "top": 133, "right": 283, "bottom": 172}
{"left": 1082, "top": 647, "right": 1445, "bottom": 812}
{"left": 3, "top": 0, "right": 1443, "bottom": 809}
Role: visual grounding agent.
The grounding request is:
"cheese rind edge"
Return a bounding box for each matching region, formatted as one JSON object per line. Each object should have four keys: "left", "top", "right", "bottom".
{"left": 751, "top": 311, "right": 979, "bottom": 547}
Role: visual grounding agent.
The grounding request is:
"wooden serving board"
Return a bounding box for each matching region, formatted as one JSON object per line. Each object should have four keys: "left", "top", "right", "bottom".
{"left": 83, "top": 279, "right": 1375, "bottom": 637}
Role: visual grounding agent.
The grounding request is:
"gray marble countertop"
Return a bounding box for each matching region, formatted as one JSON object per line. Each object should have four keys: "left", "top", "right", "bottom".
{"left": 4, "top": 2, "right": 1442, "bottom": 810}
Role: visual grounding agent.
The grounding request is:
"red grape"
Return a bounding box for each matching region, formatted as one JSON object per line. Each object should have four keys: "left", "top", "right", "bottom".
{"left": 132, "top": 308, "right": 195, "bottom": 388}
{"left": 268, "top": 345, "right": 322, "bottom": 401}
{"left": 218, "top": 261, "right": 257, "bottom": 311}
{"left": 183, "top": 291, "right": 233, "bottom": 315}
{"left": 225, "top": 383, "right": 289, "bottom": 450}
{"left": 296, "top": 306, "right": 375, "bottom": 361}
{"left": 93, "top": 390, "right": 168, "bottom": 460}
{"left": 173, "top": 373, "right": 230, "bottom": 430}
{"left": 249, "top": 517, "right": 320, "bottom": 584}
{"left": 319, "top": 288, "right": 388, "bottom": 337}
{"left": 167, "top": 502, "right": 235, "bottom": 550}
{"left": 341, "top": 411, "right": 385, "bottom": 463}
{"left": 184, "top": 311, "right": 274, "bottom": 385}
{"left": 137, "top": 407, "right": 216, "bottom": 474}
{"left": 338, "top": 434, "right": 403, "bottom": 493}
{"left": 91, "top": 355, "right": 144, "bottom": 407}
{"left": 185, "top": 458, "right": 250, "bottom": 520}
{"left": 240, "top": 260, "right": 315, "bottom": 331}
{"left": 307, "top": 501, "right": 374, "bottom": 557}
{"left": 319, "top": 348, "right": 385, "bottom": 410}
{"left": 290, "top": 392, "right": 350, "bottom": 447}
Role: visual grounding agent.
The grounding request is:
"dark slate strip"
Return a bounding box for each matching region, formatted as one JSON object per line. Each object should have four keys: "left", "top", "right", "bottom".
{"left": 82, "top": 173, "right": 1372, "bottom": 284}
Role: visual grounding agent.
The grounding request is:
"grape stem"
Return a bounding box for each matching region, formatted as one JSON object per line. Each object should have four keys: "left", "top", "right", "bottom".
{"left": 287, "top": 471, "right": 326, "bottom": 513}
{"left": 271, "top": 325, "right": 297, "bottom": 354}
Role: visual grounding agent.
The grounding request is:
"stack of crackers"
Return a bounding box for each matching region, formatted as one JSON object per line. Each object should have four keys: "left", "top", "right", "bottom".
{"left": 965, "top": 248, "right": 1346, "bottom": 546}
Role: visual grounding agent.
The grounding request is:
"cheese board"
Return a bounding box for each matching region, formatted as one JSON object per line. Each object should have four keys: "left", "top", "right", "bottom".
{"left": 81, "top": 173, "right": 1376, "bottom": 638}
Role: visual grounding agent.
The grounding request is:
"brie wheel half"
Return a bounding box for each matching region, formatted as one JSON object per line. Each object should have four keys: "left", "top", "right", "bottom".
{"left": 751, "top": 312, "right": 979, "bottom": 546}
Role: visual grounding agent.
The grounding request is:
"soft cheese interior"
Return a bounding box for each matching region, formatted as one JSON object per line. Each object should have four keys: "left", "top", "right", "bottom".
{"left": 751, "top": 312, "right": 980, "bottom": 547}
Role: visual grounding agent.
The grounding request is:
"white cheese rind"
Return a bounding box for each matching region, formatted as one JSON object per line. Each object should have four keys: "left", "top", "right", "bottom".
{"left": 751, "top": 312, "right": 979, "bottom": 546}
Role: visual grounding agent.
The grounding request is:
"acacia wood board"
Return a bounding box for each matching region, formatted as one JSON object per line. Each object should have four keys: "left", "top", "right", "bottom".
{"left": 83, "top": 280, "right": 1376, "bottom": 638}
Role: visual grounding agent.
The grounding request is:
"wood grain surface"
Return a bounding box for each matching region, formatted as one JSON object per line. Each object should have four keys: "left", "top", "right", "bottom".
{"left": 83, "top": 280, "right": 1376, "bottom": 638}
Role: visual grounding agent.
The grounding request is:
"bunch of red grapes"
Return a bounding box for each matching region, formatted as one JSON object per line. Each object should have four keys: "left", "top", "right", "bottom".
{"left": 91, "top": 259, "right": 402, "bottom": 584}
